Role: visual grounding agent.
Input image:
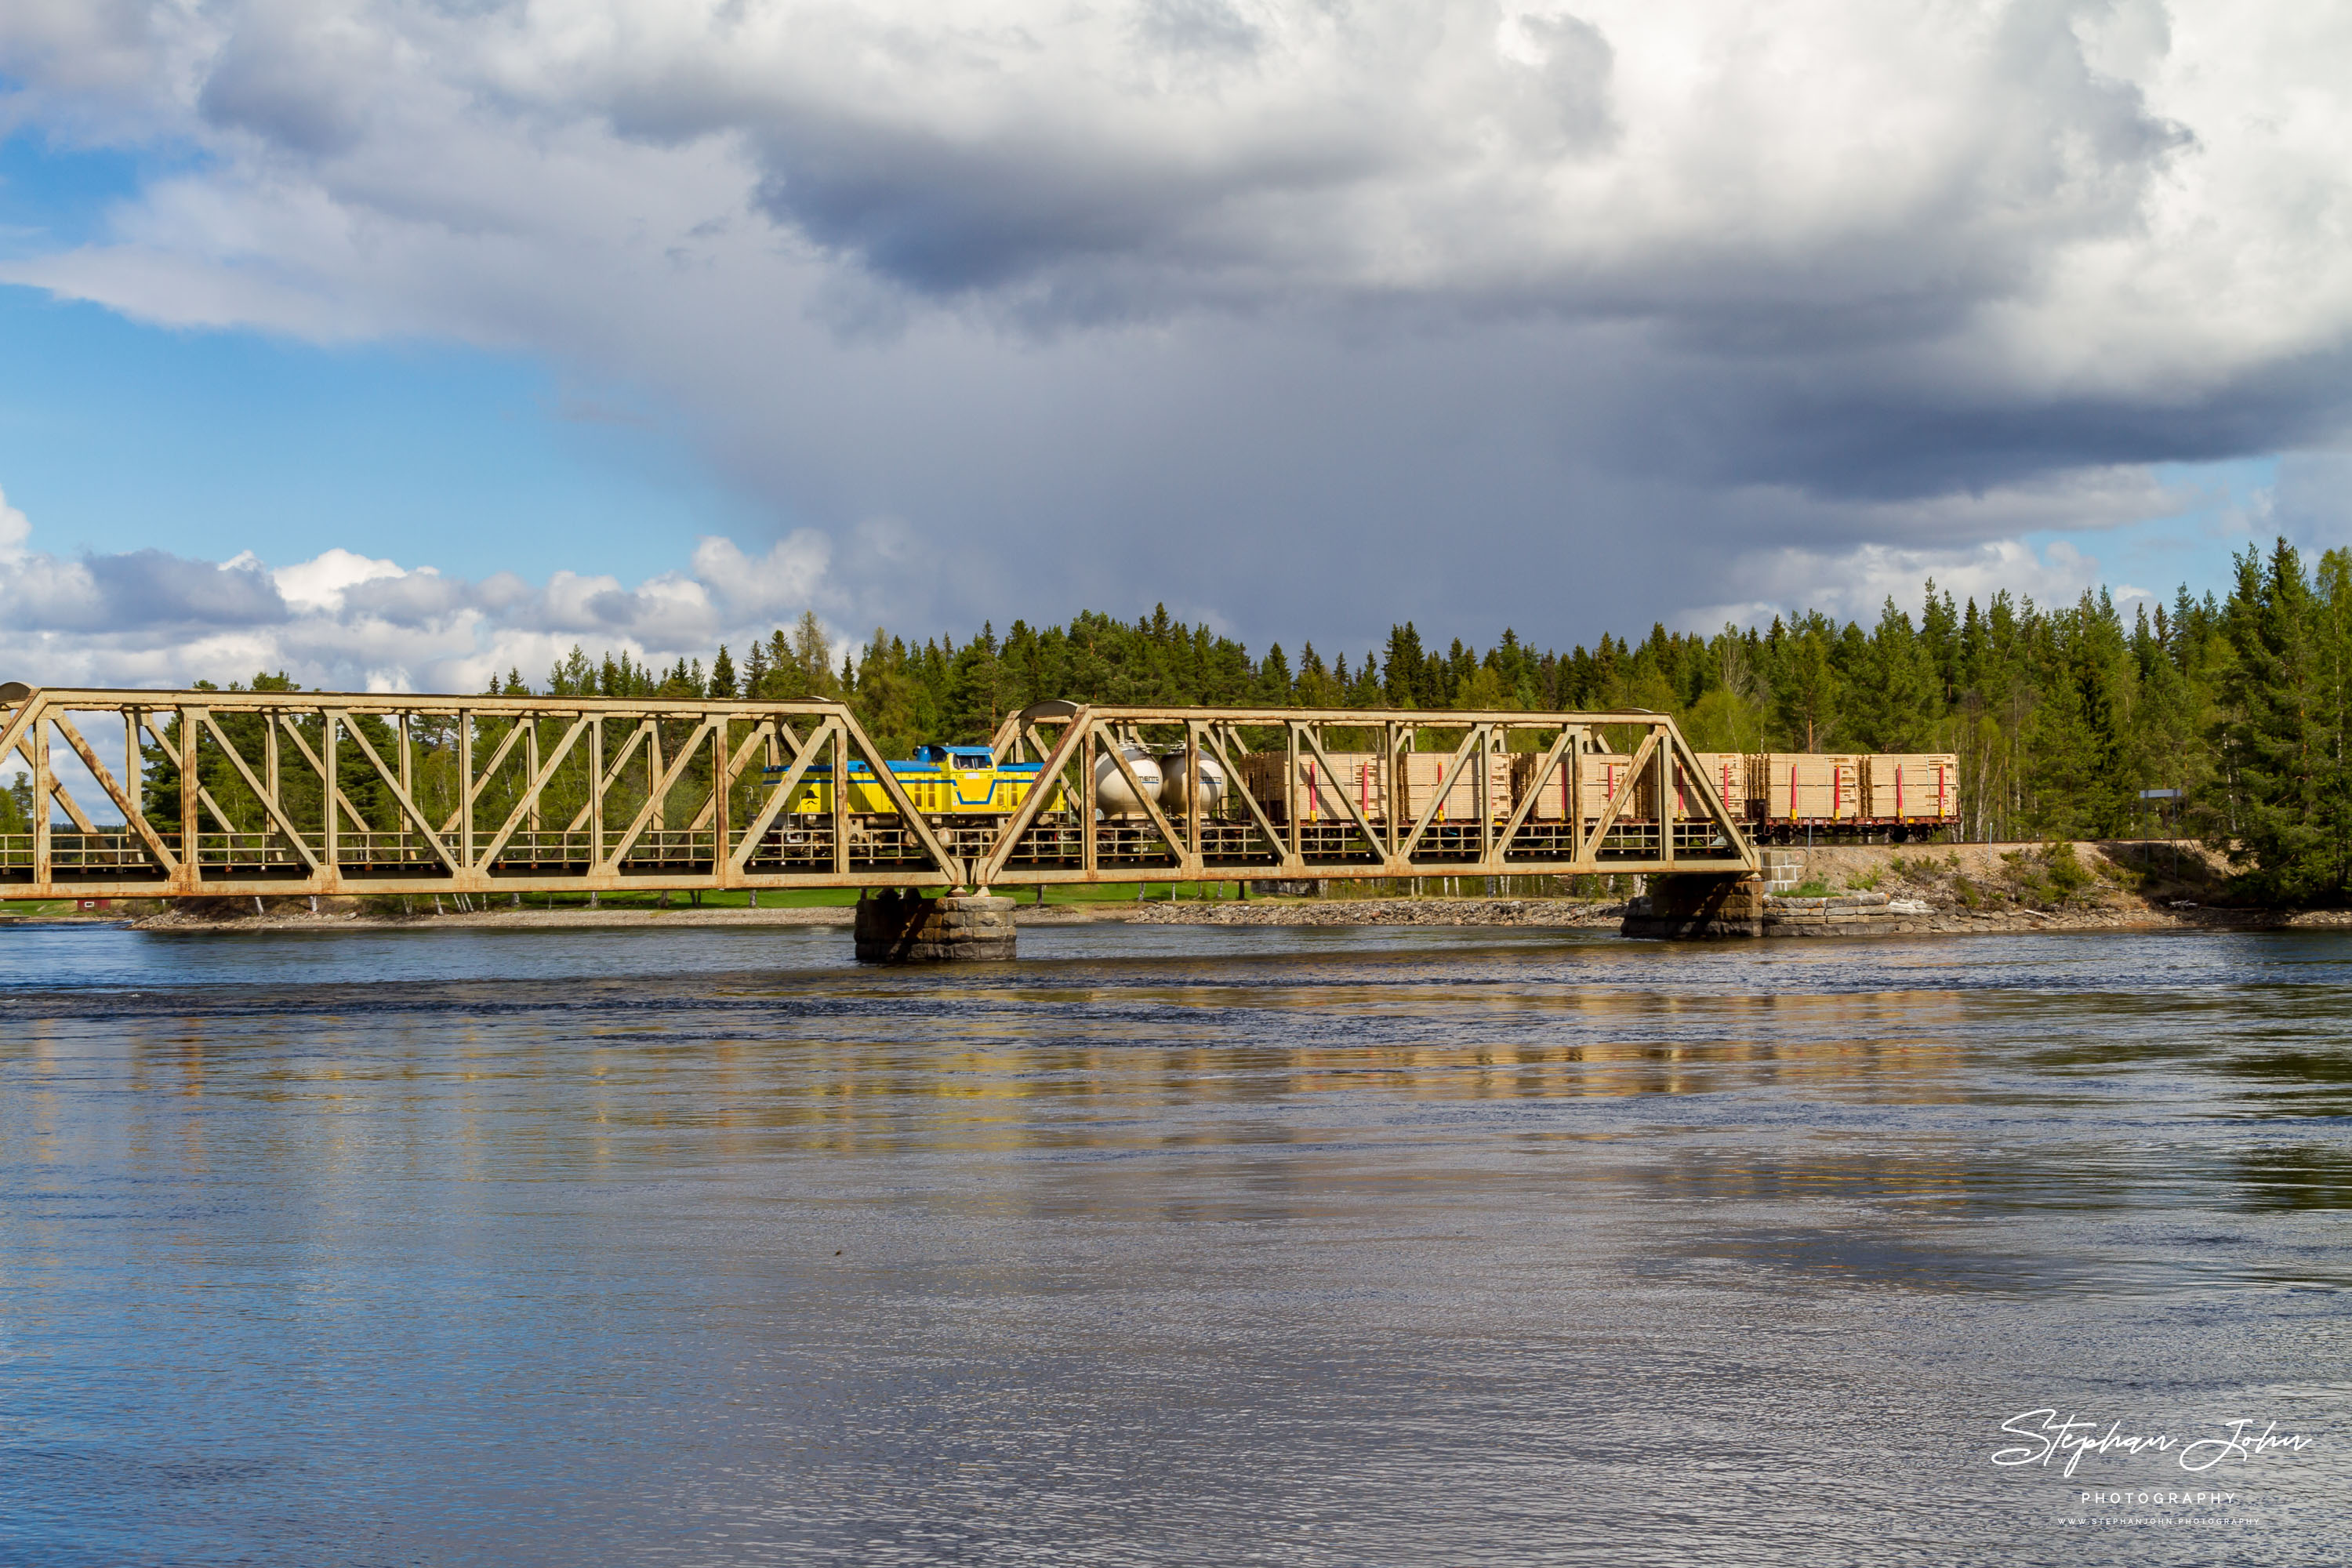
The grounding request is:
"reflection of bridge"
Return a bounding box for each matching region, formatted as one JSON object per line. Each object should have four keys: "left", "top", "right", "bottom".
{"left": 0, "top": 684, "right": 1755, "bottom": 901}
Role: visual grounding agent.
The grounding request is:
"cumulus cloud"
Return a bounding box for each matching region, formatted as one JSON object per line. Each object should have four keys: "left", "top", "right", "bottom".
{"left": 0, "top": 487, "right": 28, "bottom": 563}
{"left": 2, "top": 2, "right": 2350, "bottom": 652}
{"left": 270, "top": 547, "right": 407, "bottom": 614}
{"left": 0, "top": 499, "right": 846, "bottom": 693}
{"left": 690, "top": 532, "right": 834, "bottom": 622}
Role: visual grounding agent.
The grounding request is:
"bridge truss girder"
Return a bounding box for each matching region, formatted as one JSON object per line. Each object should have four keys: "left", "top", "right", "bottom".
{"left": 0, "top": 686, "right": 1755, "bottom": 900}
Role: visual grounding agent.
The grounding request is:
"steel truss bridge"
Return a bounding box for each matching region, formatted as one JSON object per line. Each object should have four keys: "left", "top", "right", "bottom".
{"left": 0, "top": 684, "right": 1756, "bottom": 901}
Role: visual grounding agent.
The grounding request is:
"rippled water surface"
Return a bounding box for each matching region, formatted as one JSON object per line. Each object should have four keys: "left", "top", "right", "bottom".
{"left": 4, "top": 921, "right": 2348, "bottom": 1564}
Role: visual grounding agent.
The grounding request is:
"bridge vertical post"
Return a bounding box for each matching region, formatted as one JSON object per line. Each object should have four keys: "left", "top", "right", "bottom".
{"left": 525, "top": 720, "right": 540, "bottom": 836}
{"left": 648, "top": 720, "right": 666, "bottom": 834}
{"left": 457, "top": 707, "right": 473, "bottom": 873}
{"left": 713, "top": 717, "right": 732, "bottom": 886}
{"left": 125, "top": 709, "right": 143, "bottom": 869}
{"left": 590, "top": 717, "right": 604, "bottom": 872}
{"left": 1567, "top": 725, "right": 1584, "bottom": 871}
{"left": 179, "top": 706, "right": 198, "bottom": 884}
{"left": 1081, "top": 722, "right": 1098, "bottom": 878}
{"left": 31, "top": 712, "right": 50, "bottom": 891}
{"left": 1283, "top": 722, "right": 1299, "bottom": 870}
{"left": 1382, "top": 722, "right": 1398, "bottom": 862}
{"left": 321, "top": 710, "right": 337, "bottom": 878}
{"left": 1185, "top": 720, "right": 1202, "bottom": 877}
{"left": 830, "top": 721, "right": 848, "bottom": 877}
{"left": 1661, "top": 722, "right": 1676, "bottom": 870}
{"left": 1477, "top": 723, "right": 1493, "bottom": 873}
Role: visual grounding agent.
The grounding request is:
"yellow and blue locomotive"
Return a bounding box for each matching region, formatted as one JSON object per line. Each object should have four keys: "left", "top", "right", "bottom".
{"left": 778, "top": 743, "right": 1065, "bottom": 819}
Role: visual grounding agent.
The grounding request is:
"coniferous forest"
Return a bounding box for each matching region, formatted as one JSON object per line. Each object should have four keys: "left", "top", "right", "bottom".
{"left": 32, "top": 540, "right": 2343, "bottom": 903}
{"left": 489, "top": 539, "right": 2352, "bottom": 902}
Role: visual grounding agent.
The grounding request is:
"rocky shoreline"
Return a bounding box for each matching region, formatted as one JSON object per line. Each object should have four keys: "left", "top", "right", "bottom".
{"left": 9, "top": 895, "right": 2339, "bottom": 937}
{"left": 7, "top": 841, "right": 2344, "bottom": 936}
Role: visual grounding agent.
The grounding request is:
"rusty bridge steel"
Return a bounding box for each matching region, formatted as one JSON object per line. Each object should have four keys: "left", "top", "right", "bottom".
{"left": 0, "top": 684, "right": 1757, "bottom": 900}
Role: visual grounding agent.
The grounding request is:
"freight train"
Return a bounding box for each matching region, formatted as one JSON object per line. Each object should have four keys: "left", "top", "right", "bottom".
{"left": 775, "top": 738, "right": 1955, "bottom": 842}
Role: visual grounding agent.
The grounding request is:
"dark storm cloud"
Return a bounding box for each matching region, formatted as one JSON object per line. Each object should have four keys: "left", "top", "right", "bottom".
{"left": 1, "top": 0, "right": 2348, "bottom": 661}
{"left": 195, "top": 20, "right": 368, "bottom": 155}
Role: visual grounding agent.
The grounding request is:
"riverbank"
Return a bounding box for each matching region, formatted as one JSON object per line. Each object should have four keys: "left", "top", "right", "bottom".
{"left": 10, "top": 838, "right": 2345, "bottom": 935}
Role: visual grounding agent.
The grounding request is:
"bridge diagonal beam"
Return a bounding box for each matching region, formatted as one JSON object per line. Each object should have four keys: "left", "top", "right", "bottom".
{"left": 1293, "top": 724, "right": 1385, "bottom": 864}
{"left": 604, "top": 716, "right": 722, "bottom": 870}
{"left": 693, "top": 719, "right": 782, "bottom": 833}
{"left": 196, "top": 784, "right": 241, "bottom": 837}
{"left": 729, "top": 718, "right": 833, "bottom": 873}
{"left": 328, "top": 709, "right": 459, "bottom": 870}
{"left": 0, "top": 692, "right": 45, "bottom": 783}
{"left": 1396, "top": 725, "right": 1487, "bottom": 861}
{"left": 476, "top": 714, "right": 593, "bottom": 873}
{"left": 440, "top": 714, "right": 532, "bottom": 838}
{"left": 53, "top": 710, "right": 179, "bottom": 873}
{"left": 1580, "top": 728, "right": 1661, "bottom": 862}
{"left": 269, "top": 711, "right": 374, "bottom": 837}
{"left": 196, "top": 711, "right": 318, "bottom": 869}
{"left": 45, "top": 755, "right": 103, "bottom": 834}
{"left": 565, "top": 719, "right": 653, "bottom": 834}
{"left": 1494, "top": 725, "right": 1577, "bottom": 858}
{"left": 1665, "top": 725, "right": 1753, "bottom": 858}
{"left": 1098, "top": 723, "right": 1191, "bottom": 873}
{"left": 1197, "top": 724, "right": 1287, "bottom": 870}
{"left": 968, "top": 716, "right": 1087, "bottom": 887}
{"left": 837, "top": 710, "right": 963, "bottom": 886}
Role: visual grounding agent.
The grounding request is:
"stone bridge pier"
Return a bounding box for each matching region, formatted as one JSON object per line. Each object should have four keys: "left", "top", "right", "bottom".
{"left": 854, "top": 890, "right": 1018, "bottom": 962}
{"left": 1620, "top": 873, "right": 1766, "bottom": 938}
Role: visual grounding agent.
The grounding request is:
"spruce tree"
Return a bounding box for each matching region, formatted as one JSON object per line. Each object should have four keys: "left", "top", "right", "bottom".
{"left": 2207, "top": 540, "right": 2348, "bottom": 900}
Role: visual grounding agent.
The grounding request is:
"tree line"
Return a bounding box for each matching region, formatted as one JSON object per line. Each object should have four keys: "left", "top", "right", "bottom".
{"left": 499, "top": 545, "right": 2346, "bottom": 898}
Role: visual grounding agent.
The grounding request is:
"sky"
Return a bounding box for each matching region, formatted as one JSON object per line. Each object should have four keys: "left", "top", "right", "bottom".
{"left": 2, "top": 1, "right": 2350, "bottom": 694}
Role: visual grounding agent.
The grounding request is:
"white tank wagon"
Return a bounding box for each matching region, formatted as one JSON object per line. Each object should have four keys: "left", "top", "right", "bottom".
{"left": 1091, "top": 745, "right": 1165, "bottom": 818}
{"left": 1155, "top": 750, "right": 1227, "bottom": 817}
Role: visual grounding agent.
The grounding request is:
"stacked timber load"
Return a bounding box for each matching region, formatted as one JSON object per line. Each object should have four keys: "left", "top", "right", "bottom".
{"left": 1583, "top": 751, "right": 1657, "bottom": 822}
{"left": 1507, "top": 750, "right": 1665, "bottom": 822}
{"left": 1759, "top": 753, "right": 1861, "bottom": 822}
{"left": 1678, "top": 752, "right": 1748, "bottom": 820}
{"left": 1509, "top": 752, "right": 1573, "bottom": 821}
{"left": 1858, "top": 753, "right": 1958, "bottom": 822}
{"left": 1242, "top": 750, "right": 1513, "bottom": 824}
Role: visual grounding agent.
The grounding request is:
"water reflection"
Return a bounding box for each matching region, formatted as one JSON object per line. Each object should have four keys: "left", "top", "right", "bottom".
{"left": 2, "top": 924, "right": 2348, "bottom": 1564}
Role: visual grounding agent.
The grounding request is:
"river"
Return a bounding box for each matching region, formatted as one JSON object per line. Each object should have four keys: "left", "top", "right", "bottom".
{"left": 2, "top": 922, "right": 2346, "bottom": 1564}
